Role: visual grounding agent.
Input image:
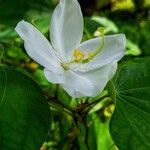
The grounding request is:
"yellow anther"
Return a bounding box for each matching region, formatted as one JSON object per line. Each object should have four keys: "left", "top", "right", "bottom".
{"left": 61, "top": 27, "right": 105, "bottom": 70}
{"left": 73, "top": 49, "right": 85, "bottom": 61}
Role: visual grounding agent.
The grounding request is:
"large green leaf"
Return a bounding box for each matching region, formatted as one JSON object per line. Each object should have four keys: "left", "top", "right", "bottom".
{"left": 110, "top": 58, "right": 150, "bottom": 150}
{"left": 0, "top": 65, "right": 50, "bottom": 150}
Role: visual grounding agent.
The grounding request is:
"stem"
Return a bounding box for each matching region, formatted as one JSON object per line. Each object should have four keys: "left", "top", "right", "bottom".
{"left": 88, "top": 97, "right": 113, "bottom": 115}
{"left": 48, "top": 101, "right": 73, "bottom": 117}
{"left": 85, "top": 95, "right": 109, "bottom": 110}
{"left": 83, "top": 95, "right": 112, "bottom": 117}
{"left": 83, "top": 119, "right": 90, "bottom": 150}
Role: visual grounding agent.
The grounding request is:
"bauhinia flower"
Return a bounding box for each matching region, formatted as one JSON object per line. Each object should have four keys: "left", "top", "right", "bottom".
{"left": 15, "top": 0, "right": 126, "bottom": 98}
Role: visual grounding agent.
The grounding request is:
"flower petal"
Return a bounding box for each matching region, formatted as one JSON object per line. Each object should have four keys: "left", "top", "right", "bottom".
{"left": 61, "top": 70, "right": 94, "bottom": 97}
{"left": 108, "top": 62, "right": 117, "bottom": 80}
{"left": 76, "top": 34, "right": 125, "bottom": 71}
{"left": 15, "top": 20, "right": 63, "bottom": 74}
{"left": 62, "top": 62, "right": 117, "bottom": 97}
{"left": 50, "top": 0, "right": 83, "bottom": 60}
{"left": 44, "top": 68, "right": 65, "bottom": 84}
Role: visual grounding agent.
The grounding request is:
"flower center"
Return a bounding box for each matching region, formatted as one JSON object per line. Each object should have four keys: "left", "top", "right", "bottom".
{"left": 61, "top": 27, "right": 105, "bottom": 70}
{"left": 73, "top": 49, "right": 85, "bottom": 61}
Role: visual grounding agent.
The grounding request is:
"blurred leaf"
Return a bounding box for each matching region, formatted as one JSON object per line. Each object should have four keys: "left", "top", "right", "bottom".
{"left": 133, "top": 0, "right": 145, "bottom": 9}
{"left": 0, "top": 0, "right": 54, "bottom": 26}
{"left": 0, "top": 0, "right": 28, "bottom": 25}
{"left": 97, "top": 0, "right": 111, "bottom": 8}
{"left": 144, "top": 0, "right": 150, "bottom": 7}
{"left": 26, "top": 11, "right": 50, "bottom": 34}
{"left": 33, "top": 69, "right": 50, "bottom": 87}
{"left": 0, "top": 28, "right": 17, "bottom": 42}
{"left": 126, "top": 39, "right": 141, "bottom": 56}
{"left": 6, "top": 45, "right": 28, "bottom": 60}
{"left": 110, "top": 58, "right": 150, "bottom": 150}
{"left": 84, "top": 17, "right": 100, "bottom": 36}
{"left": 0, "top": 44, "right": 4, "bottom": 62}
{"left": 31, "top": 17, "right": 50, "bottom": 34}
{"left": 92, "top": 16, "right": 119, "bottom": 33}
{"left": 0, "top": 65, "right": 50, "bottom": 150}
{"left": 26, "top": 0, "right": 54, "bottom": 12}
{"left": 139, "top": 20, "right": 150, "bottom": 56}
{"left": 112, "top": 0, "right": 135, "bottom": 11}
{"left": 107, "top": 16, "right": 149, "bottom": 56}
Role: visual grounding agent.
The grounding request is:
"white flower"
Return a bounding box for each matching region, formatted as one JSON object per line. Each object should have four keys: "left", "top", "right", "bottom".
{"left": 15, "top": 0, "right": 126, "bottom": 98}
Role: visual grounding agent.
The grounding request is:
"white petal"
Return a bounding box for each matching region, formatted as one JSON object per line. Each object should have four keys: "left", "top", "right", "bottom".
{"left": 50, "top": 0, "right": 83, "bottom": 60}
{"left": 108, "top": 62, "right": 117, "bottom": 80}
{"left": 76, "top": 34, "right": 126, "bottom": 71}
{"left": 61, "top": 70, "right": 94, "bottom": 97}
{"left": 62, "top": 62, "right": 117, "bottom": 98}
{"left": 44, "top": 68, "right": 65, "bottom": 84}
{"left": 15, "top": 20, "right": 63, "bottom": 74}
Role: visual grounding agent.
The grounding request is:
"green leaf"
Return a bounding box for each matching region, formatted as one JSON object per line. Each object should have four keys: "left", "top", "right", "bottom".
{"left": 0, "top": 65, "right": 50, "bottom": 150}
{"left": 110, "top": 58, "right": 150, "bottom": 150}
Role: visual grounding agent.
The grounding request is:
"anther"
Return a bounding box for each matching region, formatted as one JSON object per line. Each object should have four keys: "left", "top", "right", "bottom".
{"left": 73, "top": 49, "right": 85, "bottom": 61}
{"left": 61, "top": 27, "right": 105, "bottom": 69}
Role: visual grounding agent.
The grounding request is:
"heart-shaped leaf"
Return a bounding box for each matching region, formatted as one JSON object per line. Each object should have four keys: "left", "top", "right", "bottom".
{"left": 0, "top": 65, "right": 50, "bottom": 150}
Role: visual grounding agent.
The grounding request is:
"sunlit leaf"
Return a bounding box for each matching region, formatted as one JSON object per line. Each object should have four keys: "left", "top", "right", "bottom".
{"left": 112, "top": 0, "right": 135, "bottom": 11}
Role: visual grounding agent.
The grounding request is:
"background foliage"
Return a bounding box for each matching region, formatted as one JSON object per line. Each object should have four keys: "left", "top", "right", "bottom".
{"left": 0, "top": 0, "right": 150, "bottom": 150}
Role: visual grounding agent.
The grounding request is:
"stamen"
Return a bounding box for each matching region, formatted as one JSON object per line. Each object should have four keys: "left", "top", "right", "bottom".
{"left": 73, "top": 49, "right": 85, "bottom": 61}
{"left": 89, "top": 27, "right": 105, "bottom": 59}
{"left": 61, "top": 63, "right": 70, "bottom": 70}
{"left": 61, "top": 27, "right": 105, "bottom": 70}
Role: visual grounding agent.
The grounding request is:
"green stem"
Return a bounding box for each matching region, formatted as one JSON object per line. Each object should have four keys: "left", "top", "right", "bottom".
{"left": 83, "top": 119, "right": 90, "bottom": 150}
{"left": 83, "top": 95, "right": 112, "bottom": 116}
{"left": 88, "top": 97, "right": 113, "bottom": 115}
{"left": 86, "top": 95, "right": 109, "bottom": 109}
{"left": 48, "top": 94, "right": 111, "bottom": 124}
{"left": 48, "top": 101, "right": 73, "bottom": 117}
